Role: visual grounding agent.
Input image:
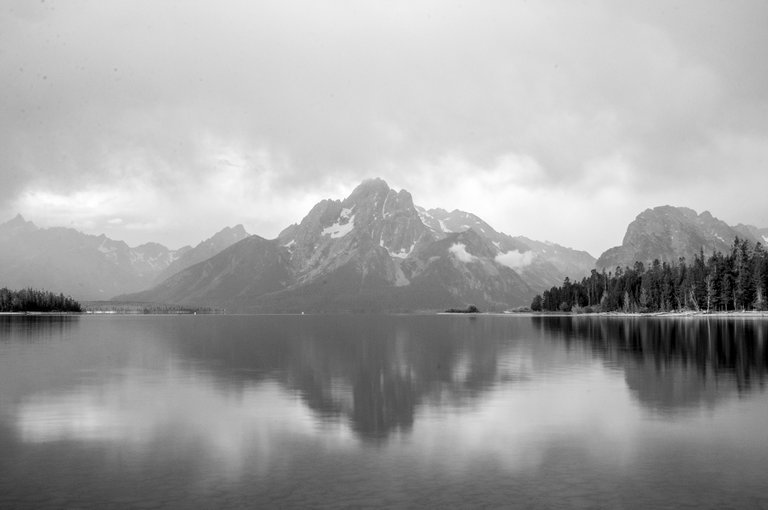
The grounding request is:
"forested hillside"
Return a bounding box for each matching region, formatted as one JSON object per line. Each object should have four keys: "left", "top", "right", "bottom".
{"left": 532, "top": 238, "right": 768, "bottom": 313}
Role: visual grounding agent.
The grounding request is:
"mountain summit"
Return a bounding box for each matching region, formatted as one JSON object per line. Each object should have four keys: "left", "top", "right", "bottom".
{"left": 2, "top": 214, "right": 36, "bottom": 232}
{"left": 122, "top": 179, "right": 594, "bottom": 312}
{"left": 597, "top": 205, "right": 767, "bottom": 270}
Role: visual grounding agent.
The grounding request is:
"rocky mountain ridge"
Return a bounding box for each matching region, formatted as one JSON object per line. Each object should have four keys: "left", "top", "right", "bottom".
{"left": 122, "top": 178, "right": 595, "bottom": 312}
{"left": 0, "top": 215, "right": 247, "bottom": 300}
{"left": 597, "top": 205, "right": 767, "bottom": 270}
{"left": 415, "top": 206, "right": 595, "bottom": 290}
{"left": 153, "top": 224, "right": 250, "bottom": 283}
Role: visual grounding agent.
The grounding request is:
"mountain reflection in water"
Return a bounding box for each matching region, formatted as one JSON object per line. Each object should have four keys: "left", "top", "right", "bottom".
{"left": 157, "top": 315, "right": 518, "bottom": 442}
{"left": 3, "top": 315, "right": 767, "bottom": 443}
{"left": 2, "top": 315, "right": 768, "bottom": 508}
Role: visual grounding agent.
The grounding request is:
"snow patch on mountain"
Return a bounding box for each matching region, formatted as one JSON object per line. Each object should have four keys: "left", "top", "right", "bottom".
{"left": 763, "top": 235, "right": 768, "bottom": 244}
{"left": 381, "top": 239, "right": 414, "bottom": 259}
{"left": 449, "top": 243, "right": 477, "bottom": 263}
{"left": 322, "top": 215, "right": 355, "bottom": 238}
{"left": 495, "top": 250, "right": 535, "bottom": 271}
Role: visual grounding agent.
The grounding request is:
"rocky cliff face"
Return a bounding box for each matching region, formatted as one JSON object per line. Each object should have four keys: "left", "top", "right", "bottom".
{"left": 416, "top": 207, "right": 596, "bottom": 291}
{"left": 275, "top": 179, "right": 433, "bottom": 288}
{"left": 597, "top": 206, "right": 765, "bottom": 270}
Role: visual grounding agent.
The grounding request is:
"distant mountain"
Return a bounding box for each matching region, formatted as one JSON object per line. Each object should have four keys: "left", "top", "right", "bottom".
{"left": 0, "top": 215, "right": 244, "bottom": 300}
{"left": 122, "top": 179, "right": 594, "bottom": 312}
{"left": 597, "top": 206, "right": 766, "bottom": 270}
{"left": 153, "top": 224, "right": 250, "bottom": 283}
{"left": 734, "top": 224, "right": 768, "bottom": 246}
{"left": 416, "top": 207, "right": 595, "bottom": 291}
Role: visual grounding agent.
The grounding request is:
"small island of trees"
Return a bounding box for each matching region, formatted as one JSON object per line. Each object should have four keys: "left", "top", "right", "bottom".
{"left": 531, "top": 238, "right": 768, "bottom": 313}
{"left": 0, "top": 287, "right": 82, "bottom": 313}
{"left": 445, "top": 304, "right": 480, "bottom": 313}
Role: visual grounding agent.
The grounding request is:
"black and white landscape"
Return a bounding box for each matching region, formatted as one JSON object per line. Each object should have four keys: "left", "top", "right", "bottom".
{"left": 0, "top": 177, "right": 595, "bottom": 310}
{"left": 5, "top": 190, "right": 767, "bottom": 313}
{"left": 597, "top": 206, "right": 768, "bottom": 270}
{"left": 3, "top": 1, "right": 768, "bottom": 508}
{"left": 0, "top": 213, "right": 249, "bottom": 300}
{"left": 116, "top": 178, "right": 599, "bottom": 311}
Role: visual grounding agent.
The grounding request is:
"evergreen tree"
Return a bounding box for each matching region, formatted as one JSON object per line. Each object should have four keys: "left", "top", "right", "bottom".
{"left": 0, "top": 287, "right": 82, "bottom": 312}
{"left": 531, "top": 295, "right": 543, "bottom": 311}
{"left": 533, "top": 238, "right": 766, "bottom": 314}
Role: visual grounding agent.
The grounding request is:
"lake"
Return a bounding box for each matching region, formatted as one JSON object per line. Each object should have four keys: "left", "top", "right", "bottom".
{"left": 1, "top": 314, "right": 767, "bottom": 508}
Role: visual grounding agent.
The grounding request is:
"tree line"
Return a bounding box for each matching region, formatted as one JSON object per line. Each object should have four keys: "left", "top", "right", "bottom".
{"left": 532, "top": 238, "right": 768, "bottom": 313}
{"left": 0, "top": 287, "right": 82, "bottom": 313}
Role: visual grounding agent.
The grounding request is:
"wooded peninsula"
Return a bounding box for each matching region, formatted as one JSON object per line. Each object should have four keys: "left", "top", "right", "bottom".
{"left": 0, "top": 287, "right": 82, "bottom": 313}
{"left": 532, "top": 238, "right": 768, "bottom": 313}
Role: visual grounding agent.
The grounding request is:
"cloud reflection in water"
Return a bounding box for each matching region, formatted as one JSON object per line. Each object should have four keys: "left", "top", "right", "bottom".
{"left": 4, "top": 314, "right": 768, "bottom": 499}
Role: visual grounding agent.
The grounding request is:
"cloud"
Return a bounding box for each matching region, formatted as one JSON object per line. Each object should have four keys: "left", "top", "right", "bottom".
{"left": 495, "top": 250, "right": 535, "bottom": 271}
{"left": 449, "top": 243, "right": 477, "bottom": 264}
{"left": 2, "top": 0, "right": 768, "bottom": 252}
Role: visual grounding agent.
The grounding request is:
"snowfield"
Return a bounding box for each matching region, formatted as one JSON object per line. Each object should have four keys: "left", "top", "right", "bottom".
{"left": 322, "top": 215, "right": 355, "bottom": 238}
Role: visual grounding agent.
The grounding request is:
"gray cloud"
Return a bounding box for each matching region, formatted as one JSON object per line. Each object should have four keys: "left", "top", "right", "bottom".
{"left": 1, "top": 0, "right": 767, "bottom": 254}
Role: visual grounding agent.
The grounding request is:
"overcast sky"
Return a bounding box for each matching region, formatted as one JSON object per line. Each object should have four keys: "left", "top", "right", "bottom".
{"left": 2, "top": 0, "right": 767, "bottom": 256}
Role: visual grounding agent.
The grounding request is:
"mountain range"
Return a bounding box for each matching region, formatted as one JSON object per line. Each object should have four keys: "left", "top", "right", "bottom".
{"left": 0, "top": 214, "right": 249, "bottom": 300}
{"left": 118, "top": 179, "right": 594, "bottom": 312}
{"left": 597, "top": 205, "right": 768, "bottom": 271}
{"left": 3, "top": 181, "right": 765, "bottom": 312}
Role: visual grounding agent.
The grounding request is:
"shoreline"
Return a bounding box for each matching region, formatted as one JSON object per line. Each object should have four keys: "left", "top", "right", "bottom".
{"left": 2, "top": 310, "right": 768, "bottom": 318}
{"left": 501, "top": 310, "right": 768, "bottom": 318}
{"left": 0, "top": 311, "right": 82, "bottom": 316}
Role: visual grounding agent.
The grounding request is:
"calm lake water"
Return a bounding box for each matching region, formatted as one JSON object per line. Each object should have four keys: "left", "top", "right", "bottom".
{"left": 1, "top": 314, "right": 767, "bottom": 509}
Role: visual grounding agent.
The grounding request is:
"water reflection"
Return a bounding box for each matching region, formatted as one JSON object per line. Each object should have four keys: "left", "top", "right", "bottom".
{"left": 0, "top": 315, "right": 524, "bottom": 447}
{"left": 161, "top": 315, "right": 522, "bottom": 442}
{"left": 533, "top": 316, "right": 768, "bottom": 414}
{"left": 7, "top": 315, "right": 767, "bottom": 445}
{"left": 0, "top": 314, "right": 79, "bottom": 342}
{"left": 2, "top": 315, "right": 768, "bottom": 508}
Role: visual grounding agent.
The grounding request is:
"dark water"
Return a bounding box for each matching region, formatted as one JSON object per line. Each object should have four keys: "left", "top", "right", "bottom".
{"left": 0, "top": 314, "right": 767, "bottom": 509}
